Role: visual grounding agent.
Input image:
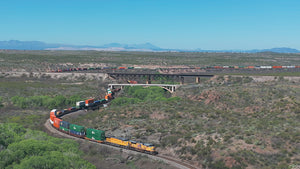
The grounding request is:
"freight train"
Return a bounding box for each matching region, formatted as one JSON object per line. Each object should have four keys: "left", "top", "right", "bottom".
{"left": 49, "top": 88, "right": 158, "bottom": 155}
{"left": 50, "top": 65, "right": 300, "bottom": 72}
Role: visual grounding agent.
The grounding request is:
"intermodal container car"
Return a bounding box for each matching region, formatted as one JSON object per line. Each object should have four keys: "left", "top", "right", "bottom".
{"left": 86, "top": 128, "right": 106, "bottom": 141}
{"left": 76, "top": 101, "right": 85, "bottom": 109}
{"left": 53, "top": 118, "right": 62, "bottom": 129}
{"left": 85, "top": 99, "right": 94, "bottom": 107}
{"left": 50, "top": 109, "right": 57, "bottom": 123}
{"left": 94, "top": 100, "right": 101, "bottom": 106}
{"left": 60, "top": 126, "right": 69, "bottom": 132}
{"left": 105, "top": 93, "right": 113, "bottom": 101}
{"left": 69, "top": 124, "right": 85, "bottom": 133}
{"left": 60, "top": 121, "right": 70, "bottom": 129}
{"left": 70, "top": 130, "right": 85, "bottom": 137}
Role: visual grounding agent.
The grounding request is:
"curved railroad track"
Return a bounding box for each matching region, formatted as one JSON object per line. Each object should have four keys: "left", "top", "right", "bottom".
{"left": 44, "top": 119, "right": 199, "bottom": 169}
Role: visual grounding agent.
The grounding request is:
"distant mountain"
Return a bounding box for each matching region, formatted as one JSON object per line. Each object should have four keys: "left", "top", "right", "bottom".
{"left": 0, "top": 40, "right": 60, "bottom": 50}
{"left": 0, "top": 40, "right": 299, "bottom": 53}
{"left": 258, "top": 47, "right": 300, "bottom": 53}
{"left": 0, "top": 40, "right": 162, "bottom": 51}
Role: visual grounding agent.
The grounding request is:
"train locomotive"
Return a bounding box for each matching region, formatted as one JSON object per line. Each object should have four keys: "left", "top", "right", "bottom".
{"left": 49, "top": 88, "right": 158, "bottom": 155}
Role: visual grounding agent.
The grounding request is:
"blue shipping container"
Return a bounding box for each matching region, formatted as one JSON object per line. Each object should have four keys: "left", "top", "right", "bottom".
{"left": 60, "top": 121, "right": 70, "bottom": 129}
{"left": 70, "top": 130, "right": 85, "bottom": 136}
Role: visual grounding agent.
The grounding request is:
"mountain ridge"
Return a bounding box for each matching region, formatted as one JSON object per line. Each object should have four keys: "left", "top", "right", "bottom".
{"left": 0, "top": 40, "right": 299, "bottom": 53}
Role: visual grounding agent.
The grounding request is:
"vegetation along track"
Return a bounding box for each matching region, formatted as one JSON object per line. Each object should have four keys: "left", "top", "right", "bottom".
{"left": 45, "top": 119, "right": 197, "bottom": 169}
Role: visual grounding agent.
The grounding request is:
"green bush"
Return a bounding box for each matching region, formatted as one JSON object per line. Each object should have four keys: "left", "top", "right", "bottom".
{"left": 0, "top": 123, "right": 95, "bottom": 169}
{"left": 0, "top": 96, "right": 3, "bottom": 108}
{"left": 11, "top": 95, "right": 83, "bottom": 109}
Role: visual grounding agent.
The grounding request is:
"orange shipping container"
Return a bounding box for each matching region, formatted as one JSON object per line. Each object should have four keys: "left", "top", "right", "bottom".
{"left": 53, "top": 118, "right": 62, "bottom": 129}
{"left": 272, "top": 66, "right": 282, "bottom": 69}
{"left": 248, "top": 66, "right": 255, "bottom": 69}
{"left": 50, "top": 109, "right": 57, "bottom": 122}
{"left": 105, "top": 94, "right": 112, "bottom": 100}
{"left": 85, "top": 99, "right": 94, "bottom": 106}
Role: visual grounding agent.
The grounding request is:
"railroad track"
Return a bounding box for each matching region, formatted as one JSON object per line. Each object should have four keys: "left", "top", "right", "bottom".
{"left": 44, "top": 119, "right": 199, "bottom": 169}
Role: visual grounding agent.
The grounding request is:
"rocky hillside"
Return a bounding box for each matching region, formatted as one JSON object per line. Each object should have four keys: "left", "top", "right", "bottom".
{"left": 64, "top": 76, "right": 300, "bottom": 169}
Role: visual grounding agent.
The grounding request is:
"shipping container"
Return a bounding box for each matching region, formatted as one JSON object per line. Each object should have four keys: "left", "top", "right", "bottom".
{"left": 107, "top": 88, "right": 112, "bottom": 94}
{"left": 128, "top": 67, "right": 134, "bottom": 69}
{"left": 69, "top": 124, "right": 85, "bottom": 133}
{"left": 76, "top": 101, "right": 85, "bottom": 109}
{"left": 118, "top": 67, "right": 126, "bottom": 69}
{"left": 248, "top": 66, "right": 255, "bottom": 69}
{"left": 273, "top": 66, "right": 282, "bottom": 69}
{"left": 70, "top": 130, "right": 85, "bottom": 137}
{"left": 55, "top": 111, "right": 63, "bottom": 117}
{"left": 60, "top": 126, "right": 69, "bottom": 132}
{"left": 105, "top": 93, "right": 113, "bottom": 101}
{"left": 100, "top": 99, "right": 107, "bottom": 104}
{"left": 86, "top": 128, "right": 106, "bottom": 141}
{"left": 68, "top": 107, "right": 77, "bottom": 112}
{"left": 53, "top": 118, "right": 62, "bottom": 129}
{"left": 50, "top": 109, "right": 57, "bottom": 121}
{"left": 94, "top": 100, "right": 101, "bottom": 106}
{"left": 85, "top": 99, "right": 94, "bottom": 107}
{"left": 60, "top": 121, "right": 70, "bottom": 129}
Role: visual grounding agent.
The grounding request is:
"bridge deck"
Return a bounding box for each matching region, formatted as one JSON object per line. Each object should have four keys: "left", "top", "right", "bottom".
{"left": 108, "top": 84, "right": 180, "bottom": 93}
{"left": 109, "top": 84, "right": 180, "bottom": 87}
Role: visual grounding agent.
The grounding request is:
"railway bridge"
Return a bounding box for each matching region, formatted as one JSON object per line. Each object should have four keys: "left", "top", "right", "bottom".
{"left": 107, "top": 72, "right": 214, "bottom": 84}
{"left": 108, "top": 84, "right": 180, "bottom": 93}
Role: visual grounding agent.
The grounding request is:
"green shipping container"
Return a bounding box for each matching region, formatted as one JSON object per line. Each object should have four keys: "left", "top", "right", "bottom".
{"left": 60, "top": 126, "right": 69, "bottom": 132}
{"left": 86, "top": 128, "right": 105, "bottom": 141}
{"left": 69, "top": 124, "right": 85, "bottom": 133}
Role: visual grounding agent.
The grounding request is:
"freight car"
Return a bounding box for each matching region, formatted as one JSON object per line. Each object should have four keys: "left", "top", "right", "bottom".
{"left": 49, "top": 88, "right": 158, "bottom": 155}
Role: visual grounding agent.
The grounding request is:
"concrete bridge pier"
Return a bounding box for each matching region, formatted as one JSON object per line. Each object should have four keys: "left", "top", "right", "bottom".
{"left": 196, "top": 77, "right": 200, "bottom": 83}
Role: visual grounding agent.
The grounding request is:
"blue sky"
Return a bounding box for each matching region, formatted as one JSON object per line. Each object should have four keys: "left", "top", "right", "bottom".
{"left": 1, "top": 0, "right": 300, "bottom": 50}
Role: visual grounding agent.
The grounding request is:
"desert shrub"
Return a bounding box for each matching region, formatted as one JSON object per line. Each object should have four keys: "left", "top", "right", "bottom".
{"left": 11, "top": 95, "right": 84, "bottom": 109}
{"left": 0, "top": 96, "right": 3, "bottom": 108}
{"left": 0, "top": 123, "right": 95, "bottom": 169}
{"left": 161, "top": 135, "right": 179, "bottom": 147}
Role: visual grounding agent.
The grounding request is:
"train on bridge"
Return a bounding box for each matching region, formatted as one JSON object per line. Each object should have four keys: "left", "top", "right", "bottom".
{"left": 50, "top": 65, "right": 300, "bottom": 73}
